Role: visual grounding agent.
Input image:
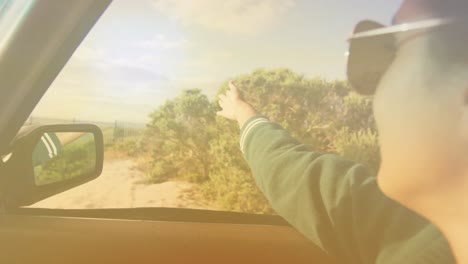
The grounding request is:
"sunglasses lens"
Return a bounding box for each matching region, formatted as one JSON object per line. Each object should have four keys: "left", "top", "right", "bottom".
{"left": 347, "top": 20, "right": 396, "bottom": 95}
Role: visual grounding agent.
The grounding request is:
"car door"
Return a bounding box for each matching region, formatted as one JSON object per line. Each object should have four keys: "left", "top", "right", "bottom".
{"left": 0, "top": 1, "right": 335, "bottom": 263}
{"left": 2, "top": 208, "right": 335, "bottom": 263}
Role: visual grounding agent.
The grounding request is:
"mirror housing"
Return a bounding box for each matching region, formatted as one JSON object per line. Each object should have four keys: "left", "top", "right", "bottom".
{"left": 1, "top": 124, "right": 104, "bottom": 208}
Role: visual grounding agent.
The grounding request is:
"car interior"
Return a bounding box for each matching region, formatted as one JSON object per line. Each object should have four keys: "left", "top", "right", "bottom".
{"left": 0, "top": 1, "right": 337, "bottom": 263}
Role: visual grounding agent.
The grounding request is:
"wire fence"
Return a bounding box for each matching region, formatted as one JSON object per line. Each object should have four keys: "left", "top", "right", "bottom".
{"left": 25, "top": 116, "right": 146, "bottom": 145}
{"left": 112, "top": 121, "right": 145, "bottom": 142}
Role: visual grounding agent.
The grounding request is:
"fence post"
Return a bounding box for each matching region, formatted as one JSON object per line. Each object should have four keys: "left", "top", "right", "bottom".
{"left": 113, "top": 120, "right": 117, "bottom": 143}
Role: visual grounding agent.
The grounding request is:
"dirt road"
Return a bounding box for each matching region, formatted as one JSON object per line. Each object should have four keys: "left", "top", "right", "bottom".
{"left": 32, "top": 159, "right": 212, "bottom": 209}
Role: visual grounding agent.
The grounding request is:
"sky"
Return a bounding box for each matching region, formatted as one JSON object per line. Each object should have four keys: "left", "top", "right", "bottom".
{"left": 32, "top": 0, "right": 403, "bottom": 123}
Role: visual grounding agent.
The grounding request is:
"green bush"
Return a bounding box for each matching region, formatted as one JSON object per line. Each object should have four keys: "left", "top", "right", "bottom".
{"left": 35, "top": 141, "right": 96, "bottom": 185}
{"left": 138, "top": 69, "right": 379, "bottom": 214}
{"left": 203, "top": 118, "right": 272, "bottom": 213}
{"left": 144, "top": 89, "right": 215, "bottom": 183}
{"left": 333, "top": 128, "right": 380, "bottom": 175}
{"left": 202, "top": 166, "right": 272, "bottom": 214}
{"left": 148, "top": 159, "right": 177, "bottom": 183}
{"left": 110, "top": 136, "right": 143, "bottom": 156}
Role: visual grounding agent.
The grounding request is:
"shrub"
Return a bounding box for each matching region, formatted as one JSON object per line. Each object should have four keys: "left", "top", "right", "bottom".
{"left": 202, "top": 166, "right": 272, "bottom": 214}
{"left": 333, "top": 128, "right": 380, "bottom": 175}
{"left": 144, "top": 89, "right": 215, "bottom": 183}
{"left": 138, "top": 69, "right": 380, "bottom": 214}
{"left": 35, "top": 141, "right": 96, "bottom": 185}
{"left": 111, "top": 137, "right": 143, "bottom": 156}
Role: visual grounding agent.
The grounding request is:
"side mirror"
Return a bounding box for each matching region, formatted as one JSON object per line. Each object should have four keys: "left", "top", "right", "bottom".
{"left": 1, "top": 124, "right": 104, "bottom": 208}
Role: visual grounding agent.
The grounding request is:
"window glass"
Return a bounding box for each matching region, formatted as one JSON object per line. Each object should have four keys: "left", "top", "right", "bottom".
{"left": 28, "top": 0, "right": 401, "bottom": 213}
{"left": 0, "top": 0, "right": 32, "bottom": 52}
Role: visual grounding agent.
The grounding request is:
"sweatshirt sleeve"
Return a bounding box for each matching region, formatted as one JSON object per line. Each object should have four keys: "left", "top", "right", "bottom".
{"left": 240, "top": 115, "right": 454, "bottom": 264}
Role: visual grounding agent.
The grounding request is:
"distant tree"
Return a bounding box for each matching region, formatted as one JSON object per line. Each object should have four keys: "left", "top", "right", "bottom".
{"left": 145, "top": 89, "right": 216, "bottom": 183}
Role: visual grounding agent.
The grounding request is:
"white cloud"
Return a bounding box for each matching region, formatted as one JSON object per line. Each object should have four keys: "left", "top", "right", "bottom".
{"left": 72, "top": 46, "right": 105, "bottom": 62}
{"left": 108, "top": 56, "right": 169, "bottom": 82}
{"left": 182, "top": 50, "right": 233, "bottom": 69}
{"left": 64, "top": 45, "right": 171, "bottom": 84}
{"left": 135, "top": 34, "right": 186, "bottom": 50}
{"left": 152, "top": 0, "right": 296, "bottom": 34}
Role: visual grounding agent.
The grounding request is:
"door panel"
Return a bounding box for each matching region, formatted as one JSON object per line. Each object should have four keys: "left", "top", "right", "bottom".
{"left": 0, "top": 215, "right": 336, "bottom": 264}
{"left": 11, "top": 207, "right": 290, "bottom": 225}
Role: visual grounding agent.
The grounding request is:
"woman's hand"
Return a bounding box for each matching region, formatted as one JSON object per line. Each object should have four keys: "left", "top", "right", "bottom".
{"left": 217, "top": 81, "right": 258, "bottom": 128}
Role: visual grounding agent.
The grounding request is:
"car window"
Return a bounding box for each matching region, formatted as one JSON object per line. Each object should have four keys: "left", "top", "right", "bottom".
{"left": 0, "top": 0, "right": 31, "bottom": 51}
{"left": 27, "top": 0, "right": 401, "bottom": 214}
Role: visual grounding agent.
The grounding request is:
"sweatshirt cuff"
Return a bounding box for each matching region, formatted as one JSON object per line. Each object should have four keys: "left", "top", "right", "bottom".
{"left": 240, "top": 115, "right": 270, "bottom": 154}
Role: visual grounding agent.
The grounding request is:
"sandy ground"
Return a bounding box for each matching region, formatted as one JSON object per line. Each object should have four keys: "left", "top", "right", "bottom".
{"left": 31, "top": 159, "right": 212, "bottom": 209}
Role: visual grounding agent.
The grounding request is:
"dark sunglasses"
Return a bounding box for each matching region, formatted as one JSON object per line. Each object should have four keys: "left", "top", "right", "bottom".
{"left": 347, "top": 18, "right": 453, "bottom": 95}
